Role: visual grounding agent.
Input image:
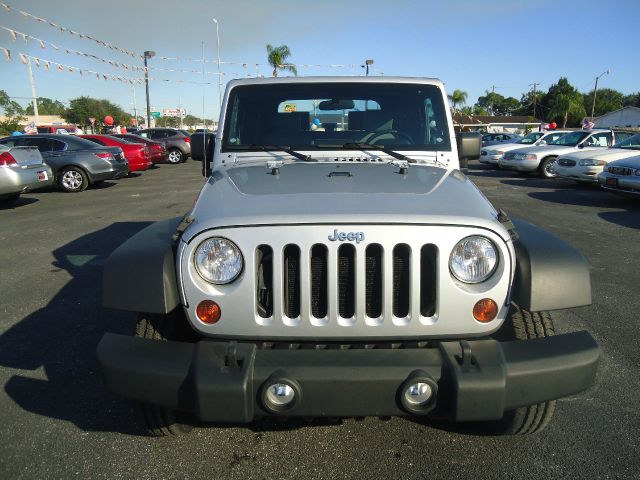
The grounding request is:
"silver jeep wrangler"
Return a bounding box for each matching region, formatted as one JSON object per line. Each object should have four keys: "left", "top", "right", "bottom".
{"left": 98, "top": 77, "right": 599, "bottom": 436}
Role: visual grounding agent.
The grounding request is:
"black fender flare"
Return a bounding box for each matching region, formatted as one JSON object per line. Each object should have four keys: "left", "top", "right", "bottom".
{"left": 510, "top": 218, "right": 591, "bottom": 312}
{"left": 102, "top": 217, "right": 181, "bottom": 314}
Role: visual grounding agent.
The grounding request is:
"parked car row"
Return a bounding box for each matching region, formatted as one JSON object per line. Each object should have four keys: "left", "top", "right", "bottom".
{"left": 476, "top": 129, "right": 640, "bottom": 198}
{"left": 0, "top": 128, "right": 193, "bottom": 204}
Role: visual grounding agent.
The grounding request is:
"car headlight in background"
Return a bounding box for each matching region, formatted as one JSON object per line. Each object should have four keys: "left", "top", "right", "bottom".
{"left": 194, "top": 237, "right": 243, "bottom": 284}
{"left": 579, "top": 159, "right": 607, "bottom": 167}
{"left": 449, "top": 236, "right": 498, "bottom": 284}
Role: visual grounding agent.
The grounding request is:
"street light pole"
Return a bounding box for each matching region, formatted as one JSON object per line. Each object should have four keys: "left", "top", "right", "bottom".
{"left": 144, "top": 50, "right": 156, "bottom": 128}
{"left": 591, "top": 69, "right": 610, "bottom": 120}
{"left": 212, "top": 18, "right": 222, "bottom": 118}
{"left": 361, "top": 58, "right": 374, "bottom": 76}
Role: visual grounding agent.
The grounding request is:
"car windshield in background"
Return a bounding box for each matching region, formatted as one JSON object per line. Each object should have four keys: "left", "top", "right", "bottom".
{"left": 516, "top": 132, "right": 544, "bottom": 144}
{"left": 222, "top": 83, "right": 451, "bottom": 152}
{"left": 549, "top": 131, "right": 589, "bottom": 146}
{"left": 613, "top": 133, "right": 640, "bottom": 149}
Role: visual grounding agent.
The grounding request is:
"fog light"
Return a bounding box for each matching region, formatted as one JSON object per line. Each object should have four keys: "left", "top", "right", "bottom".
{"left": 261, "top": 378, "right": 300, "bottom": 413}
{"left": 404, "top": 382, "right": 433, "bottom": 406}
{"left": 266, "top": 384, "right": 295, "bottom": 407}
{"left": 196, "top": 300, "right": 221, "bottom": 324}
{"left": 399, "top": 373, "right": 437, "bottom": 414}
{"left": 473, "top": 298, "right": 498, "bottom": 322}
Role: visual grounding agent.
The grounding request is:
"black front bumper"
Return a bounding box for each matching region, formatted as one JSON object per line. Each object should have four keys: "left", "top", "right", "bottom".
{"left": 96, "top": 332, "right": 599, "bottom": 423}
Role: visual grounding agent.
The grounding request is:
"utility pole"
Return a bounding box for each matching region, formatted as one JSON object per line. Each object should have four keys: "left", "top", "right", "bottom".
{"left": 143, "top": 50, "right": 155, "bottom": 128}
{"left": 529, "top": 82, "right": 539, "bottom": 119}
{"left": 488, "top": 85, "right": 498, "bottom": 116}
{"left": 27, "top": 57, "right": 39, "bottom": 124}
{"left": 591, "top": 70, "right": 610, "bottom": 120}
{"left": 131, "top": 84, "right": 138, "bottom": 129}
{"left": 212, "top": 18, "right": 222, "bottom": 115}
{"left": 202, "top": 40, "right": 206, "bottom": 130}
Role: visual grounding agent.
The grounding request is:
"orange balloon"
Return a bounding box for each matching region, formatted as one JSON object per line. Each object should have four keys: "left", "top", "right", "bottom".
{"left": 104, "top": 116, "right": 114, "bottom": 126}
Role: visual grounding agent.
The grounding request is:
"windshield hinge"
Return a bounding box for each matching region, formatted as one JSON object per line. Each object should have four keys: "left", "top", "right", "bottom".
{"left": 392, "top": 160, "right": 409, "bottom": 174}
{"left": 266, "top": 160, "right": 284, "bottom": 175}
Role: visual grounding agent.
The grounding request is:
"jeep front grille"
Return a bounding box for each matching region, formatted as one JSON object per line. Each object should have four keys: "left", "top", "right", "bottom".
{"left": 256, "top": 242, "right": 437, "bottom": 323}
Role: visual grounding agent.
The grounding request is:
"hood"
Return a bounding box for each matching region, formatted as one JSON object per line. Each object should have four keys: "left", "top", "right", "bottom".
{"left": 484, "top": 143, "right": 528, "bottom": 154}
{"left": 508, "top": 144, "right": 599, "bottom": 156}
{"left": 559, "top": 148, "right": 640, "bottom": 162}
{"left": 184, "top": 162, "right": 507, "bottom": 242}
{"left": 607, "top": 155, "right": 640, "bottom": 168}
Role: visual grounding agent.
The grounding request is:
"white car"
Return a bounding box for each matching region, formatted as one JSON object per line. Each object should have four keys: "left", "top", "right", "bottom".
{"left": 555, "top": 133, "right": 640, "bottom": 183}
{"left": 479, "top": 130, "right": 571, "bottom": 167}
{"left": 597, "top": 155, "right": 640, "bottom": 197}
{"left": 499, "top": 129, "right": 628, "bottom": 178}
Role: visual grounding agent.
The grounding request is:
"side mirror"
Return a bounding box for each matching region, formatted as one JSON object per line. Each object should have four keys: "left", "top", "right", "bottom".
{"left": 456, "top": 132, "right": 482, "bottom": 172}
{"left": 578, "top": 143, "right": 584, "bottom": 149}
{"left": 202, "top": 134, "right": 215, "bottom": 177}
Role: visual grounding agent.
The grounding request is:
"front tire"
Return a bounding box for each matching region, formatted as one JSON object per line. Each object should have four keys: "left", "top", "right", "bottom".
{"left": 58, "top": 166, "right": 89, "bottom": 192}
{"left": 135, "top": 310, "right": 195, "bottom": 436}
{"left": 539, "top": 156, "right": 558, "bottom": 178}
{"left": 485, "top": 304, "right": 557, "bottom": 435}
{"left": 167, "top": 148, "right": 183, "bottom": 164}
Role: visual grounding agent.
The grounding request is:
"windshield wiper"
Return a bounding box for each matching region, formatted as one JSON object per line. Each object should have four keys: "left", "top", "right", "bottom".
{"left": 340, "top": 142, "right": 416, "bottom": 163}
{"left": 249, "top": 144, "right": 315, "bottom": 162}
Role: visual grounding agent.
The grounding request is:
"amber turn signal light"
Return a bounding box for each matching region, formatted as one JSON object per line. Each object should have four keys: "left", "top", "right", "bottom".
{"left": 473, "top": 298, "right": 498, "bottom": 322}
{"left": 196, "top": 300, "right": 221, "bottom": 324}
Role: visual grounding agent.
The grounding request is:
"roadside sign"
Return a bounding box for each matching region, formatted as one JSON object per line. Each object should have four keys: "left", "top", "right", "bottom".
{"left": 151, "top": 111, "right": 161, "bottom": 119}
{"left": 89, "top": 117, "right": 95, "bottom": 124}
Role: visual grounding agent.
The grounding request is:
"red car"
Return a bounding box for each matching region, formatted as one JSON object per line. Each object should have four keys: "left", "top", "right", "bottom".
{"left": 111, "top": 134, "right": 168, "bottom": 164}
{"left": 79, "top": 134, "right": 153, "bottom": 172}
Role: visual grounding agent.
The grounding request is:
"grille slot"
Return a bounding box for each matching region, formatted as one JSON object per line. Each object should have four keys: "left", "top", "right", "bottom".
{"left": 420, "top": 245, "right": 437, "bottom": 317}
{"left": 283, "top": 245, "right": 300, "bottom": 318}
{"left": 365, "top": 244, "right": 383, "bottom": 318}
{"left": 393, "top": 244, "right": 411, "bottom": 317}
{"left": 337, "top": 244, "right": 356, "bottom": 318}
{"left": 255, "top": 245, "right": 273, "bottom": 318}
{"left": 310, "top": 244, "right": 328, "bottom": 318}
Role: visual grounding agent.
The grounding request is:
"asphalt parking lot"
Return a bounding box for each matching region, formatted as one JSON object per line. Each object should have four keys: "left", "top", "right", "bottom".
{"left": 1, "top": 160, "right": 638, "bottom": 479}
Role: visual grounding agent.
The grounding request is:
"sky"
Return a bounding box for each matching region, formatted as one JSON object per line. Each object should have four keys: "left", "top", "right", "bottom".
{"left": 1, "top": 0, "right": 639, "bottom": 123}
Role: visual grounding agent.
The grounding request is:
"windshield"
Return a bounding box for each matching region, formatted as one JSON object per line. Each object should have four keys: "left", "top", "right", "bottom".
{"left": 613, "top": 133, "right": 640, "bottom": 149}
{"left": 549, "top": 131, "right": 590, "bottom": 146}
{"left": 222, "top": 83, "right": 451, "bottom": 152}
{"left": 516, "top": 132, "right": 544, "bottom": 144}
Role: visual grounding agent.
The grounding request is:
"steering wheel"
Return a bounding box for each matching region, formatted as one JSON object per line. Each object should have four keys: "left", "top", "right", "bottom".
{"left": 364, "top": 129, "right": 415, "bottom": 145}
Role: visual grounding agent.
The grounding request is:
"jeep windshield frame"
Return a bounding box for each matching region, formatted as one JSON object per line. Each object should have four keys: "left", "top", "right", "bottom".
{"left": 221, "top": 82, "right": 451, "bottom": 153}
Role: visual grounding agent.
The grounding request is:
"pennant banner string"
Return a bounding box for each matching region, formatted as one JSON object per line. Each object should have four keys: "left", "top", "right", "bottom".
{"left": 0, "top": 1, "right": 141, "bottom": 58}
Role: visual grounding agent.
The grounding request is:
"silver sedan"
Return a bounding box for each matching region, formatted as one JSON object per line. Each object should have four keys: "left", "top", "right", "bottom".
{"left": 597, "top": 155, "right": 640, "bottom": 197}
{"left": 0, "top": 143, "right": 53, "bottom": 204}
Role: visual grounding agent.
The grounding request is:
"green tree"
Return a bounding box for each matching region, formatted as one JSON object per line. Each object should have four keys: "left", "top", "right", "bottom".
{"left": 25, "top": 97, "right": 67, "bottom": 116}
{"left": 448, "top": 89, "right": 468, "bottom": 113}
{"left": 0, "top": 90, "right": 26, "bottom": 136}
{"left": 514, "top": 90, "right": 547, "bottom": 119}
{"left": 63, "top": 97, "right": 131, "bottom": 128}
{"left": 266, "top": 44, "right": 297, "bottom": 77}
{"left": 622, "top": 93, "right": 640, "bottom": 108}
{"left": 541, "top": 77, "right": 586, "bottom": 127}
{"left": 183, "top": 114, "right": 202, "bottom": 128}
{"left": 583, "top": 88, "right": 624, "bottom": 118}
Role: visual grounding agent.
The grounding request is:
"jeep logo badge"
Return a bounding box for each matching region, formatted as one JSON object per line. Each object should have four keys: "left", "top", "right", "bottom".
{"left": 328, "top": 229, "right": 365, "bottom": 244}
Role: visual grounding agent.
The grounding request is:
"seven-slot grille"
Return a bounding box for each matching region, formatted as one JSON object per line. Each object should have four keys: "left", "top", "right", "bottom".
{"left": 254, "top": 242, "right": 437, "bottom": 324}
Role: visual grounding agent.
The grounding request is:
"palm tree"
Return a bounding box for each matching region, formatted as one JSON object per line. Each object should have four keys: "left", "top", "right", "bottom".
{"left": 266, "top": 44, "right": 297, "bottom": 77}
{"left": 548, "top": 93, "right": 585, "bottom": 128}
{"left": 448, "top": 89, "right": 468, "bottom": 113}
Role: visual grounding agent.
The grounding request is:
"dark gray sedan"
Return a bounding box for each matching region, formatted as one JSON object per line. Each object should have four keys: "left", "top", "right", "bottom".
{"left": 129, "top": 128, "right": 191, "bottom": 163}
{"left": 0, "top": 134, "right": 130, "bottom": 192}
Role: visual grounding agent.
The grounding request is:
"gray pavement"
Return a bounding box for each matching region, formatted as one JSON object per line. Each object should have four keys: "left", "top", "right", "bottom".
{"left": 0, "top": 160, "right": 638, "bottom": 479}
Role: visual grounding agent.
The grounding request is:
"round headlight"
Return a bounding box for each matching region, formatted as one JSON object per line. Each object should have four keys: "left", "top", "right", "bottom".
{"left": 194, "top": 237, "right": 243, "bottom": 284}
{"left": 449, "top": 236, "right": 498, "bottom": 284}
